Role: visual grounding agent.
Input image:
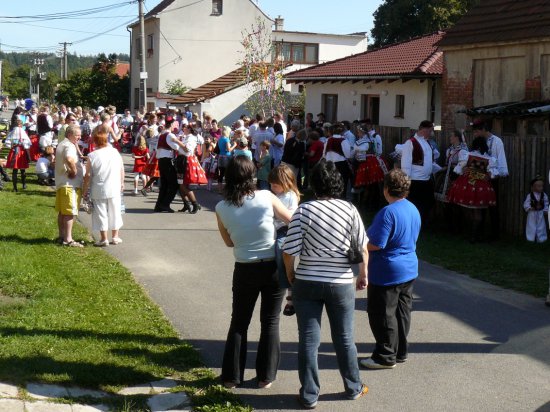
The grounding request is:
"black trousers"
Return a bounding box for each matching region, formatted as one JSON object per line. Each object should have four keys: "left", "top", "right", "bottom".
{"left": 408, "top": 179, "right": 435, "bottom": 225}
{"left": 367, "top": 279, "right": 415, "bottom": 365}
{"left": 155, "top": 157, "right": 178, "bottom": 210}
{"left": 222, "top": 260, "right": 285, "bottom": 384}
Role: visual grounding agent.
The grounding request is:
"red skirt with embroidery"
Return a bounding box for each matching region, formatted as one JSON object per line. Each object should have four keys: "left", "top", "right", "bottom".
{"left": 29, "top": 134, "right": 41, "bottom": 161}
{"left": 7, "top": 146, "right": 30, "bottom": 169}
{"left": 143, "top": 151, "right": 160, "bottom": 178}
{"left": 354, "top": 155, "right": 389, "bottom": 186}
{"left": 448, "top": 173, "right": 496, "bottom": 208}
{"left": 185, "top": 155, "right": 207, "bottom": 185}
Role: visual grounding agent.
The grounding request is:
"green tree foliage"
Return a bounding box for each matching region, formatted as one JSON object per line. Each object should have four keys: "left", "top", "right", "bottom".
{"left": 370, "top": 0, "right": 479, "bottom": 48}
{"left": 164, "top": 79, "right": 189, "bottom": 95}
{"left": 56, "top": 54, "right": 129, "bottom": 110}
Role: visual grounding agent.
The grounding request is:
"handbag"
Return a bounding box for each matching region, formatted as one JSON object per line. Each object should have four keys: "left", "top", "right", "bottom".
{"left": 347, "top": 203, "right": 363, "bottom": 264}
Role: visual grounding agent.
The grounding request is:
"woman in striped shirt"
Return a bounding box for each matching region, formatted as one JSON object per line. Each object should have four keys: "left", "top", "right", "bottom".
{"left": 283, "top": 160, "right": 369, "bottom": 409}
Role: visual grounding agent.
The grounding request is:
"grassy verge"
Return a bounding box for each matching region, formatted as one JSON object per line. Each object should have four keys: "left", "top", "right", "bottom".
{"left": 0, "top": 177, "right": 249, "bottom": 411}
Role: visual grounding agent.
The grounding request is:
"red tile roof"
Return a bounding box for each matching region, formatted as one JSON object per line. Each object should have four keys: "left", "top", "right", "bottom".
{"left": 115, "top": 63, "right": 129, "bottom": 78}
{"left": 439, "top": 0, "right": 550, "bottom": 47}
{"left": 285, "top": 32, "right": 445, "bottom": 81}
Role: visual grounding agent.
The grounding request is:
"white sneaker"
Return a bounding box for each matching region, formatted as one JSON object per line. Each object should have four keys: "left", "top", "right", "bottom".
{"left": 111, "top": 237, "right": 123, "bottom": 245}
{"left": 359, "top": 358, "right": 396, "bottom": 369}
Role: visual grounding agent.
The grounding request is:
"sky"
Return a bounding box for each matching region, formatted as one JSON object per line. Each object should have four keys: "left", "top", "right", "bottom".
{"left": 0, "top": 0, "right": 383, "bottom": 56}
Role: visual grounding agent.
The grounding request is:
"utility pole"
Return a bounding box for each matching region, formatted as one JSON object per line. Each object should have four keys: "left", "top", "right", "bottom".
{"left": 138, "top": 0, "right": 147, "bottom": 111}
{"left": 59, "top": 42, "right": 72, "bottom": 80}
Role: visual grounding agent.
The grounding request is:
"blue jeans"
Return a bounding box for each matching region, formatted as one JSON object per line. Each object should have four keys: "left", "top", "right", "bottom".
{"left": 293, "top": 279, "right": 362, "bottom": 404}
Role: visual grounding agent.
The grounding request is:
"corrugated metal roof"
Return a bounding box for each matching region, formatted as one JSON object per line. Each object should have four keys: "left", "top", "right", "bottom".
{"left": 462, "top": 100, "right": 550, "bottom": 117}
{"left": 169, "top": 63, "right": 291, "bottom": 104}
{"left": 439, "top": 0, "right": 550, "bottom": 47}
{"left": 285, "top": 31, "right": 445, "bottom": 81}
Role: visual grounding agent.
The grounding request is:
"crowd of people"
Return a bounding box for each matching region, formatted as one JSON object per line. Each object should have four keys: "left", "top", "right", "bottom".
{"left": 1, "top": 99, "right": 549, "bottom": 407}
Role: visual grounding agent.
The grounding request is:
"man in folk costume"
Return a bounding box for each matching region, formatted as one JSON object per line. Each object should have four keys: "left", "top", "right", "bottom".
{"left": 472, "top": 120, "right": 508, "bottom": 240}
{"left": 37, "top": 105, "right": 54, "bottom": 151}
{"left": 154, "top": 116, "right": 180, "bottom": 213}
{"left": 400, "top": 120, "right": 435, "bottom": 224}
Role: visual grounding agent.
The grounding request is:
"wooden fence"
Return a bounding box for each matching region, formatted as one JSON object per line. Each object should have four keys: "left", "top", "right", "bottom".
{"left": 376, "top": 124, "right": 550, "bottom": 237}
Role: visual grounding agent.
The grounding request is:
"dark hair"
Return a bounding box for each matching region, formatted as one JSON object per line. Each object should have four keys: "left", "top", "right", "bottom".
{"left": 273, "top": 122, "right": 284, "bottom": 135}
{"left": 183, "top": 124, "right": 196, "bottom": 135}
{"left": 471, "top": 136, "right": 488, "bottom": 154}
{"left": 223, "top": 156, "right": 257, "bottom": 207}
{"left": 341, "top": 120, "right": 351, "bottom": 130}
{"left": 472, "top": 119, "right": 489, "bottom": 131}
{"left": 384, "top": 169, "right": 411, "bottom": 198}
{"left": 310, "top": 159, "right": 344, "bottom": 199}
{"left": 332, "top": 122, "right": 345, "bottom": 135}
{"left": 309, "top": 131, "right": 320, "bottom": 141}
{"left": 418, "top": 120, "right": 434, "bottom": 129}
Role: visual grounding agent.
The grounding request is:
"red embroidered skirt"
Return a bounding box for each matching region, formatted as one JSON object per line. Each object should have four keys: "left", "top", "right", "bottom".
{"left": 29, "top": 135, "right": 41, "bottom": 161}
{"left": 354, "top": 155, "right": 388, "bottom": 186}
{"left": 448, "top": 173, "right": 496, "bottom": 208}
{"left": 185, "top": 155, "right": 207, "bottom": 185}
{"left": 7, "top": 146, "right": 29, "bottom": 169}
{"left": 143, "top": 151, "right": 160, "bottom": 178}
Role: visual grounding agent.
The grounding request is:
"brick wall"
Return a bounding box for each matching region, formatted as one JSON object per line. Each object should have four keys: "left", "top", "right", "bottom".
{"left": 441, "top": 64, "right": 474, "bottom": 132}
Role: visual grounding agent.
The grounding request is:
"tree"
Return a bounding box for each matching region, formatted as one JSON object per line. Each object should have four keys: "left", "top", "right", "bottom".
{"left": 56, "top": 54, "right": 129, "bottom": 110}
{"left": 370, "top": 0, "right": 479, "bottom": 48}
{"left": 164, "top": 79, "right": 189, "bottom": 95}
{"left": 239, "top": 18, "right": 289, "bottom": 118}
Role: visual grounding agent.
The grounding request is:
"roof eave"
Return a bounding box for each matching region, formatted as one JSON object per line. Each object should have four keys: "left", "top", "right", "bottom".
{"left": 285, "top": 74, "right": 441, "bottom": 83}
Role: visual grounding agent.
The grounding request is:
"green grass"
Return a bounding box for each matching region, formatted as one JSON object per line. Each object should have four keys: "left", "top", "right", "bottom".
{"left": 355, "top": 202, "right": 549, "bottom": 299}
{"left": 416, "top": 228, "right": 550, "bottom": 298}
{"left": 0, "top": 175, "right": 250, "bottom": 411}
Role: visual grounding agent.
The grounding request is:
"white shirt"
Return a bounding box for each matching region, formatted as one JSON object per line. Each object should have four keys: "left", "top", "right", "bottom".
{"left": 270, "top": 134, "right": 285, "bottom": 165}
{"left": 454, "top": 150, "right": 498, "bottom": 179}
{"left": 274, "top": 191, "right": 298, "bottom": 230}
{"left": 55, "top": 139, "right": 84, "bottom": 189}
{"left": 486, "top": 134, "right": 508, "bottom": 177}
{"left": 324, "top": 135, "right": 352, "bottom": 162}
{"left": 368, "top": 130, "right": 383, "bottom": 155}
{"left": 35, "top": 157, "right": 50, "bottom": 174}
{"left": 400, "top": 134, "right": 433, "bottom": 181}
{"left": 343, "top": 129, "right": 356, "bottom": 148}
{"left": 253, "top": 129, "right": 275, "bottom": 161}
{"left": 87, "top": 146, "right": 124, "bottom": 200}
{"left": 178, "top": 133, "right": 198, "bottom": 157}
{"left": 156, "top": 132, "right": 179, "bottom": 159}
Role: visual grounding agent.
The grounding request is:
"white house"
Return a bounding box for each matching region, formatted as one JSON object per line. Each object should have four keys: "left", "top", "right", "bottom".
{"left": 285, "top": 32, "right": 445, "bottom": 128}
{"left": 128, "top": 0, "right": 368, "bottom": 114}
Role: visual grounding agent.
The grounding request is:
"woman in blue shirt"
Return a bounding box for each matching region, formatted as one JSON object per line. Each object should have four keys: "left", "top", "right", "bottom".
{"left": 358, "top": 168, "right": 421, "bottom": 369}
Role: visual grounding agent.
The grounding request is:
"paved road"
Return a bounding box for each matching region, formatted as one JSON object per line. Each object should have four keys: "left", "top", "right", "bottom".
{"left": 79, "top": 154, "right": 550, "bottom": 412}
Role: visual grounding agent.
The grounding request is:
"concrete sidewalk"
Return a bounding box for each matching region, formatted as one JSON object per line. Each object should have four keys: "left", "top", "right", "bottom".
{"left": 78, "top": 154, "right": 550, "bottom": 411}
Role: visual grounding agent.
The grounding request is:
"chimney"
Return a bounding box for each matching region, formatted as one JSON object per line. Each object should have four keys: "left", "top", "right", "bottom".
{"left": 274, "top": 15, "right": 284, "bottom": 31}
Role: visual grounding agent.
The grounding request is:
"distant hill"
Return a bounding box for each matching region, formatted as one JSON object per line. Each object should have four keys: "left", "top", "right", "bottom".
{"left": 0, "top": 51, "right": 131, "bottom": 74}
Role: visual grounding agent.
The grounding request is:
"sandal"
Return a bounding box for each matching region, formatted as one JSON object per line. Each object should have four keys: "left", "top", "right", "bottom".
{"left": 94, "top": 240, "right": 109, "bottom": 247}
{"left": 63, "top": 240, "right": 84, "bottom": 248}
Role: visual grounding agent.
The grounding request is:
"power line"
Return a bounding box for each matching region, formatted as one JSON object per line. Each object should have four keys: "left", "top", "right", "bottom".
{"left": 11, "top": 22, "right": 129, "bottom": 38}
{"left": 0, "top": 2, "right": 137, "bottom": 20}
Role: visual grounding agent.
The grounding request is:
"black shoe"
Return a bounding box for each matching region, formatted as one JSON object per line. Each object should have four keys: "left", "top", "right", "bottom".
{"left": 190, "top": 202, "right": 201, "bottom": 214}
{"left": 22, "top": 183, "right": 27, "bottom": 190}
{"left": 154, "top": 207, "right": 175, "bottom": 213}
{"left": 396, "top": 356, "right": 408, "bottom": 363}
{"left": 179, "top": 201, "right": 191, "bottom": 213}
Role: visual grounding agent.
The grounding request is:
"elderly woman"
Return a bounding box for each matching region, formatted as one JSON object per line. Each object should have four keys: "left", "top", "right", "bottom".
{"left": 82, "top": 124, "right": 125, "bottom": 246}
{"left": 215, "top": 156, "right": 292, "bottom": 390}
{"left": 283, "top": 160, "right": 369, "bottom": 409}
{"left": 360, "top": 169, "right": 421, "bottom": 369}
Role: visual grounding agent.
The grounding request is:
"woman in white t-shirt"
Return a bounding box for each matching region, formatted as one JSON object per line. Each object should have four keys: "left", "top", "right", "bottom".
{"left": 82, "top": 124, "right": 125, "bottom": 247}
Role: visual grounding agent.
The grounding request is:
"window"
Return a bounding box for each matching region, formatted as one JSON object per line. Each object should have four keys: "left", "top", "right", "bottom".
{"left": 274, "top": 42, "right": 319, "bottom": 64}
{"left": 147, "top": 34, "right": 154, "bottom": 57}
{"left": 322, "top": 94, "right": 338, "bottom": 123}
{"left": 395, "top": 94, "right": 405, "bottom": 118}
{"left": 211, "top": 0, "right": 222, "bottom": 15}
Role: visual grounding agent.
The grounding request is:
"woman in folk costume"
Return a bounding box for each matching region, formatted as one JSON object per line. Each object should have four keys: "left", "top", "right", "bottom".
{"left": 175, "top": 124, "right": 207, "bottom": 214}
{"left": 324, "top": 122, "right": 352, "bottom": 199}
{"left": 141, "top": 127, "right": 160, "bottom": 195}
{"left": 448, "top": 136, "right": 497, "bottom": 242}
{"left": 353, "top": 125, "right": 389, "bottom": 187}
{"left": 523, "top": 176, "right": 548, "bottom": 243}
{"left": 435, "top": 130, "right": 469, "bottom": 202}
{"left": 5, "top": 119, "right": 32, "bottom": 192}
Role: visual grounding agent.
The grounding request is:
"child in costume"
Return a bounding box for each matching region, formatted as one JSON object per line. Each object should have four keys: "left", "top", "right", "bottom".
{"left": 523, "top": 175, "right": 548, "bottom": 243}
